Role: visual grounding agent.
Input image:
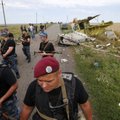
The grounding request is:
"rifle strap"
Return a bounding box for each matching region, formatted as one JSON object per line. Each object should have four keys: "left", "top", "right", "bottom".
{"left": 43, "top": 42, "right": 50, "bottom": 51}
{"left": 60, "top": 78, "right": 70, "bottom": 120}
{"left": 35, "top": 107, "right": 57, "bottom": 120}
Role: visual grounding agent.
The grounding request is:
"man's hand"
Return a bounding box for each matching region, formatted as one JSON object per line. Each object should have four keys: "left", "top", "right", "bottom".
{"left": 0, "top": 98, "right": 3, "bottom": 108}
{"left": 40, "top": 51, "right": 46, "bottom": 56}
{"left": 2, "top": 54, "right": 7, "bottom": 59}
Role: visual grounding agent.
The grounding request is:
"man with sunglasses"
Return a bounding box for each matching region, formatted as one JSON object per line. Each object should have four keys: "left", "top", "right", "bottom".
{"left": 20, "top": 57, "right": 92, "bottom": 120}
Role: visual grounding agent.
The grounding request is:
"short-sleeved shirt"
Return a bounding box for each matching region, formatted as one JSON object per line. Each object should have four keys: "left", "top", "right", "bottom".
{"left": 24, "top": 77, "right": 88, "bottom": 107}
{"left": 1, "top": 39, "right": 15, "bottom": 56}
{"left": 39, "top": 41, "right": 55, "bottom": 53}
{"left": 0, "top": 66, "right": 17, "bottom": 102}
{"left": 22, "top": 35, "right": 30, "bottom": 46}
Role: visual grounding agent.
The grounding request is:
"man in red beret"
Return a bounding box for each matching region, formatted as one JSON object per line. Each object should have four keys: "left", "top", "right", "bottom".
{"left": 20, "top": 57, "right": 92, "bottom": 120}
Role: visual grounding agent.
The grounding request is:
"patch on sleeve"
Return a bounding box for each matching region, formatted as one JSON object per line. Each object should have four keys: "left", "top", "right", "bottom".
{"left": 62, "top": 73, "right": 73, "bottom": 81}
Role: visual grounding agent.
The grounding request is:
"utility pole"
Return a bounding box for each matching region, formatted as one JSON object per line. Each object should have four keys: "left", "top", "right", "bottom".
{"left": 66, "top": 15, "right": 68, "bottom": 23}
{"left": 36, "top": 12, "right": 37, "bottom": 25}
{"left": 1, "top": 0, "right": 7, "bottom": 27}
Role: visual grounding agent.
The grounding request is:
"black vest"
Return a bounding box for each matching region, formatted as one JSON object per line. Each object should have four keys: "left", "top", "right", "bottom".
{"left": 34, "top": 72, "right": 78, "bottom": 120}
{"left": 0, "top": 64, "right": 8, "bottom": 78}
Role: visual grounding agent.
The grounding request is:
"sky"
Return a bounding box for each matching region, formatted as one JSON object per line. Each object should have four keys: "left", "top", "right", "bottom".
{"left": 0, "top": 0, "right": 120, "bottom": 24}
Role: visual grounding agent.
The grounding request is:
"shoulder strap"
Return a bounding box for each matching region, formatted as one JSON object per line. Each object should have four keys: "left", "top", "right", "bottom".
{"left": 62, "top": 72, "right": 76, "bottom": 98}
{"left": 62, "top": 72, "right": 77, "bottom": 119}
{"left": 35, "top": 107, "right": 57, "bottom": 120}
{"left": 60, "top": 77, "right": 70, "bottom": 120}
{"left": 43, "top": 42, "right": 50, "bottom": 51}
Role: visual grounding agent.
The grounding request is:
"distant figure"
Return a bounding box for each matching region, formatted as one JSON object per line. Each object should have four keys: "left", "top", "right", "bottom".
{"left": 21, "top": 31, "right": 31, "bottom": 63}
{"left": 23, "top": 25, "right": 27, "bottom": 32}
{"left": 20, "top": 25, "right": 24, "bottom": 33}
{"left": 39, "top": 24, "right": 45, "bottom": 32}
{"left": 28, "top": 24, "right": 35, "bottom": 40}
{"left": 34, "top": 25, "right": 38, "bottom": 33}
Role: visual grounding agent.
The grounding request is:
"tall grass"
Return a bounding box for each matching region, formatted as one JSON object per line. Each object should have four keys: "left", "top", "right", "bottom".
{"left": 0, "top": 23, "right": 51, "bottom": 41}
{"left": 74, "top": 46, "right": 120, "bottom": 120}
{"left": 0, "top": 24, "right": 22, "bottom": 42}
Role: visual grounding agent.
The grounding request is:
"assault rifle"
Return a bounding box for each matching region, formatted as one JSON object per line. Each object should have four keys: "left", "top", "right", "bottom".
{"left": 34, "top": 51, "right": 62, "bottom": 55}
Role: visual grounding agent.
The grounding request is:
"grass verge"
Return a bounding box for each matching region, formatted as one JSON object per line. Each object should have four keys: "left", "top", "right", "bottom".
{"left": 73, "top": 46, "right": 120, "bottom": 120}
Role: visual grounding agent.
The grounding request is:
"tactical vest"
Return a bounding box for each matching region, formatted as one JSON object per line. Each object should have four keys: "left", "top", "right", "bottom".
{"left": 0, "top": 64, "right": 8, "bottom": 78}
{"left": 35, "top": 72, "right": 78, "bottom": 120}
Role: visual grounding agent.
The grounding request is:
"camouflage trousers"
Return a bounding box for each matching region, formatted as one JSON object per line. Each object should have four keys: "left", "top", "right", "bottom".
{"left": 0, "top": 95, "right": 20, "bottom": 120}
{"left": 2, "top": 54, "right": 20, "bottom": 79}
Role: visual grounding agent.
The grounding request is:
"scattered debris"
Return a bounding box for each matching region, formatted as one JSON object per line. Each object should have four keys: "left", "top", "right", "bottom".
{"left": 118, "top": 103, "right": 120, "bottom": 106}
{"left": 105, "top": 30, "right": 118, "bottom": 40}
{"left": 93, "top": 61, "right": 100, "bottom": 68}
{"left": 61, "top": 59, "right": 68, "bottom": 63}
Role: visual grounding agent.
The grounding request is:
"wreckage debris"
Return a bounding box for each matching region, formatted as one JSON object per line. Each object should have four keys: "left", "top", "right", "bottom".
{"left": 58, "top": 31, "right": 95, "bottom": 46}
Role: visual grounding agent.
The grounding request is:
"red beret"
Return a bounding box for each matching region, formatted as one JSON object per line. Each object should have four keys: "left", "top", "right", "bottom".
{"left": 34, "top": 57, "right": 59, "bottom": 78}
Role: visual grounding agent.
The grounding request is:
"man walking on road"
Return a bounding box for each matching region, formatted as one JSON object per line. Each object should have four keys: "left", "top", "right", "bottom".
{"left": 20, "top": 57, "right": 92, "bottom": 120}
{"left": 21, "top": 31, "right": 31, "bottom": 63}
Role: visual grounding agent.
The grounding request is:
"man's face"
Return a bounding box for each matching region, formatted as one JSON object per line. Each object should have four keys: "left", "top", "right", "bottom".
{"left": 3, "top": 37, "right": 8, "bottom": 41}
{"left": 40, "top": 35, "right": 47, "bottom": 42}
{"left": 37, "top": 70, "right": 61, "bottom": 92}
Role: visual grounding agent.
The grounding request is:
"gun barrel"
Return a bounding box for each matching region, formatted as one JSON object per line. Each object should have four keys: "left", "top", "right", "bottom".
{"left": 34, "top": 51, "right": 62, "bottom": 55}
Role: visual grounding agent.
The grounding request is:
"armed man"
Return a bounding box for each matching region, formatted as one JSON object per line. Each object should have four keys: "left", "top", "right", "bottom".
{"left": 20, "top": 57, "right": 92, "bottom": 120}
{"left": 39, "top": 31, "right": 55, "bottom": 57}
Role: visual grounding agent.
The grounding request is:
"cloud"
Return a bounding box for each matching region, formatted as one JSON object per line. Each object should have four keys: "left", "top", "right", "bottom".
{"left": 5, "top": 0, "right": 120, "bottom": 9}
{"left": 6, "top": 2, "right": 31, "bottom": 9}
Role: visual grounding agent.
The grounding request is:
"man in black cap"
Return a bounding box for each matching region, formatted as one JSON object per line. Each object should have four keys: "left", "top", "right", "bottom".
{"left": 0, "top": 33, "right": 20, "bottom": 79}
{"left": 20, "top": 57, "right": 92, "bottom": 120}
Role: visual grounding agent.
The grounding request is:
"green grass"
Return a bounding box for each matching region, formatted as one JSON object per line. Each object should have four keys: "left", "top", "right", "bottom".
{"left": 73, "top": 46, "right": 120, "bottom": 120}
{"left": 0, "top": 24, "right": 21, "bottom": 40}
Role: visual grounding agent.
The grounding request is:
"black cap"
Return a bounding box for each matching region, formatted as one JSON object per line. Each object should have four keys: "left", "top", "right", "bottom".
{"left": 8, "top": 33, "right": 14, "bottom": 38}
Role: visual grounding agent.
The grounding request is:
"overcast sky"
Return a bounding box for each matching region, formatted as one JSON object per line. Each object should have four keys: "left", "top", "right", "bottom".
{"left": 0, "top": 0, "right": 120, "bottom": 24}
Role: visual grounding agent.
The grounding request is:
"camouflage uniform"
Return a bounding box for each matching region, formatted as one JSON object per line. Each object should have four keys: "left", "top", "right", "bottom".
{"left": 0, "top": 95, "right": 20, "bottom": 120}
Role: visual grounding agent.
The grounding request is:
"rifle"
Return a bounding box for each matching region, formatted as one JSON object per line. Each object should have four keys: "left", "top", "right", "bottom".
{"left": 34, "top": 51, "right": 62, "bottom": 55}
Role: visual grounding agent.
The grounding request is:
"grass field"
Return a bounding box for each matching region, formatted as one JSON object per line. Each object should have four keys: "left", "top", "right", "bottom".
{"left": 73, "top": 46, "right": 120, "bottom": 120}
{"left": 0, "top": 24, "right": 21, "bottom": 41}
